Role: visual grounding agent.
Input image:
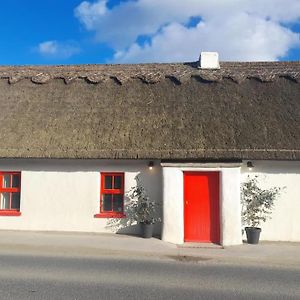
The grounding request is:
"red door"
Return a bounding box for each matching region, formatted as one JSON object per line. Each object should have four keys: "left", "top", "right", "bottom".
{"left": 184, "top": 172, "right": 220, "bottom": 243}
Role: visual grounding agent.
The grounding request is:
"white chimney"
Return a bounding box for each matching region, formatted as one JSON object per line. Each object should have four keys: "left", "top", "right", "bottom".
{"left": 199, "top": 52, "right": 220, "bottom": 69}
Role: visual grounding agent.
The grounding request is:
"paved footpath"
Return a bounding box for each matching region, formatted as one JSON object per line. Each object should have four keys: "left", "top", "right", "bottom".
{"left": 0, "top": 230, "right": 299, "bottom": 266}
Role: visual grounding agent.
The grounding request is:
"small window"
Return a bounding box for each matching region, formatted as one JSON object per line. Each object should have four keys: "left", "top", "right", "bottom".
{"left": 0, "top": 172, "right": 21, "bottom": 216}
{"left": 95, "top": 173, "right": 125, "bottom": 218}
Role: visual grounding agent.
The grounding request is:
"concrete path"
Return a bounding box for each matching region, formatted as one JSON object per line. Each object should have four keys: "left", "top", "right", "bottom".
{"left": 0, "top": 230, "right": 299, "bottom": 266}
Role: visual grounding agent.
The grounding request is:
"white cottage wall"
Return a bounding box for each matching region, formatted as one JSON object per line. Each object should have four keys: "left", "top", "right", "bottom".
{"left": 220, "top": 168, "right": 243, "bottom": 246}
{"left": 1, "top": 159, "right": 298, "bottom": 242}
{"left": 241, "top": 160, "right": 300, "bottom": 242}
{"left": 0, "top": 159, "right": 162, "bottom": 234}
{"left": 162, "top": 167, "right": 184, "bottom": 244}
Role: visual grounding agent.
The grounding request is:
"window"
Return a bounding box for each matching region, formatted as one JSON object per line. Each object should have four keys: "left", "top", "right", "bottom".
{"left": 95, "top": 173, "right": 125, "bottom": 218}
{"left": 0, "top": 172, "right": 21, "bottom": 216}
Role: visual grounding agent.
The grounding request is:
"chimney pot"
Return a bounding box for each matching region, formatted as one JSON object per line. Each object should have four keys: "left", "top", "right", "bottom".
{"left": 199, "top": 52, "right": 220, "bottom": 69}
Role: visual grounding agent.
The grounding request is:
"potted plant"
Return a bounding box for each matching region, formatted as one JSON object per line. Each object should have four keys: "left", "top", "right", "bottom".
{"left": 241, "top": 176, "right": 283, "bottom": 244}
{"left": 127, "top": 177, "right": 161, "bottom": 238}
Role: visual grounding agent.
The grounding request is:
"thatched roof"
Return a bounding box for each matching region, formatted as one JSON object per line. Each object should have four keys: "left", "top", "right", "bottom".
{"left": 0, "top": 61, "right": 299, "bottom": 160}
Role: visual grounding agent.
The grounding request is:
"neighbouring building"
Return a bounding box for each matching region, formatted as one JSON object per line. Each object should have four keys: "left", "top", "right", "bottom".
{"left": 0, "top": 53, "right": 299, "bottom": 246}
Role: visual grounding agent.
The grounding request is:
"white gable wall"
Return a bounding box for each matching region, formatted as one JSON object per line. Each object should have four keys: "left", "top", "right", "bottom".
{"left": 0, "top": 159, "right": 162, "bottom": 234}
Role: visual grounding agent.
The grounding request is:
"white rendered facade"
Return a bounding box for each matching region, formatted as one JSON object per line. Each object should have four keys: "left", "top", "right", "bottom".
{"left": 0, "top": 159, "right": 299, "bottom": 245}
{"left": 0, "top": 159, "right": 162, "bottom": 235}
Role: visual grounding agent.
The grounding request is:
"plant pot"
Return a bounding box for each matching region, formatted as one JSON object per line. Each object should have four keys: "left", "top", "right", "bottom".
{"left": 245, "top": 227, "right": 261, "bottom": 244}
{"left": 141, "top": 223, "right": 154, "bottom": 238}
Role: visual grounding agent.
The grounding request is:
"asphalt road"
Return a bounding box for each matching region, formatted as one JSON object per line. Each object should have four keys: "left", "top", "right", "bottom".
{"left": 0, "top": 254, "right": 299, "bottom": 300}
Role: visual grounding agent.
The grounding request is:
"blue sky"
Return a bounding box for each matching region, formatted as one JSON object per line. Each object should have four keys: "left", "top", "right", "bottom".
{"left": 0, "top": 0, "right": 299, "bottom": 65}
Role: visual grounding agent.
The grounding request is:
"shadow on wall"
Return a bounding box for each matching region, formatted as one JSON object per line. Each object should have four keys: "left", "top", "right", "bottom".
{"left": 106, "top": 173, "right": 162, "bottom": 238}
{"left": 0, "top": 158, "right": 158, "bottom": 173}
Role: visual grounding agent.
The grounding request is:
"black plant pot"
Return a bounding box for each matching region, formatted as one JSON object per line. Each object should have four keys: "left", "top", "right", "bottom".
{"left": 245, "top": 227, "right": 261, "bottom": 244}
{"left": 141, "top": 223, "right": 154, "bottom": 238}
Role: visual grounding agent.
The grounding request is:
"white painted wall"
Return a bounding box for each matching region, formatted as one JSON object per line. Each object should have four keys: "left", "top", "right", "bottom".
{"left": 161, "top": 164, "right": 242, "bottom": 246}
{"left": 0, "top": 159, "right": 162, "bottom": 235}
{"left": 1, "top": 158, "right": 298, "bottom": 243}
{"left": 162, "top": 167, "right": 184, "bottom": 244}
{"left": 220, "top": 168, "right": 242, "bottom": 246}
{"left": 241, "top": 160, "right": 300, "bottom": 242}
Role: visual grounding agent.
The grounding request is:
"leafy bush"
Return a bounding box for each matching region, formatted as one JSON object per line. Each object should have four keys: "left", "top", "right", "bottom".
{"left": 241, "top": 176, "right": 283, "bottom": 228}
{"left": 126, "top": 176, "right": 161, "bottom": 225}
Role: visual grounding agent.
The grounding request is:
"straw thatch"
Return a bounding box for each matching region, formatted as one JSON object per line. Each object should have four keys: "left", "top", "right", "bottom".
{"left": 0, "top": 61, "right": 299, "bottom": 160}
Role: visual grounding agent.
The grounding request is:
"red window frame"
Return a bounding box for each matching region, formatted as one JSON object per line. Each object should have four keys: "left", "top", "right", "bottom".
{"left": 94, "top": 172, "right": 126, "bottom": 218}
{"left": 0, "top": 171, "right": 21, "bottom": 216}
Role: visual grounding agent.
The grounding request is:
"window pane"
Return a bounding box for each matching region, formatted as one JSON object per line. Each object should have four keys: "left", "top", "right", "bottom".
{"left": 11, "top": 193, "right": 20, "bottom": 210}
{"left": 3, "top": 175, "right": 11, "bottom": 188}
{"left": 12, "top": 175, "right": 20, "bottom": 188}
{"left": 104, "top": 176, "right": 112, "bottom": 189}
{"left": 102, "top": 194, "right": 112, "bottom": 211}
{"left": 0, "top": 192, "right": 10, "bottom": 209}
{"left": 114, "top": 176, "right": 122, "bottom": 189}
{"left": 113, "top": 194, "right": 123, "bottom": 212}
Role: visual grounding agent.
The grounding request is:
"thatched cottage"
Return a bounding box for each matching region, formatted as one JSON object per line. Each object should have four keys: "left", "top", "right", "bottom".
{"left": 0, "top": 53, "right": 299, "bottom": 245}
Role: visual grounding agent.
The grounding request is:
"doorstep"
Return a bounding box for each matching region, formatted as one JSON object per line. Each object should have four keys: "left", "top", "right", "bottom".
{"left": 177, "top": 242, "right": 223, "bottom": 249}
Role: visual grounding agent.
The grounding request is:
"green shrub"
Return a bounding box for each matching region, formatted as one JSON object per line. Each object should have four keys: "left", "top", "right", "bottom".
{"left": 126, "top": 176, "right": 161, "bottom": 225}
{"left": 241, "top": 176, "right": 283, "bottom": 228}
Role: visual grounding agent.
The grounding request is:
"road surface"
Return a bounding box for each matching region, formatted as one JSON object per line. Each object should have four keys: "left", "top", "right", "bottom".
{"left": 0, "top": 253, "right": 299, "bottom": 299}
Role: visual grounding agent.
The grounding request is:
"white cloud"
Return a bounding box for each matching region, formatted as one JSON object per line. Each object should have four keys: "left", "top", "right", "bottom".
{"left": 75, "top": 0, "right": 300, "bottom": 62}
{"left": 37, "top": 40, "right": 80, "bottom": 59}
{"left": 75, "top": 0, "right": 107, "bottom": 30}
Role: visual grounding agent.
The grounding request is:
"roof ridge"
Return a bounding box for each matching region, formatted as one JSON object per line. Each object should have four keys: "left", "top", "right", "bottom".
{"left": 0, "top": 60, "right": 299, "bottom": 69}
{"left": 0, "top": 61, "right": 299, "bottom": 84}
